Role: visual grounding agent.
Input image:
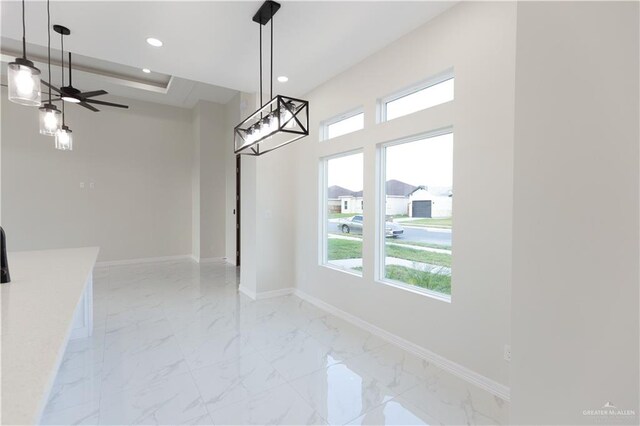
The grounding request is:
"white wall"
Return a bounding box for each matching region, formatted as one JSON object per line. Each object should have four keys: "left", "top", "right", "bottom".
{"left": 192, "top": 100, "right": 227, "bottom": 261}
{"left": 291, "top": 1, "right": 516, "bottom": 390}
{"left": 1, "top": 89, "right": 194, "bottom": 262}
{"left": 386, "top": 196, "right": 409, "bottom": 216}
{"left": 238, "top": 91, "right": 297, "bottom": 297}
{"left": 511, "top": 2, "right": 639, "bottom": 424}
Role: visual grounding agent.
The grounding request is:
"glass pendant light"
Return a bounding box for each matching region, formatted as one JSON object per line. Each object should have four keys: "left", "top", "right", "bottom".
{"left": 39, "top": 106, "right": 62, "bottom": 135}
{"left": 54, "top": 34, "right": 73, "bottom": 151}
{"left": 54, "top": 125, "right": 73, "bottom": 151}
{"left": 8, "top": 0, "right": 41, "bottom": 106}
{"left": 38, "top": 0, "right": 61, "bottom": 135}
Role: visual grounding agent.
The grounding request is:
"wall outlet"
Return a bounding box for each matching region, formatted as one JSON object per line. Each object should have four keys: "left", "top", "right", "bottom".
{"left": 504, "top": 344, "right": 511, "bottom": 362}
{"left": 80, "top": 182, "right": 85, "bottom": 189}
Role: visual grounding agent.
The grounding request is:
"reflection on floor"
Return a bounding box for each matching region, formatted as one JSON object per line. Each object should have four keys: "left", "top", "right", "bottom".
{"left": 42, "top": 260, "right": 508, "bottom": 425}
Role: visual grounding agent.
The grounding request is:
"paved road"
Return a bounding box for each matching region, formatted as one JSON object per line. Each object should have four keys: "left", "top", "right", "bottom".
{"left": 401, "top": 226, "right": 451, "bottom": 246}
{"left": 328, "top": 221, "right": 451, "bottom": 247}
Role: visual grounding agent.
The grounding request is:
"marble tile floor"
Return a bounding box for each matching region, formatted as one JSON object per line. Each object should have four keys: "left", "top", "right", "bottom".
{"left": 41, "top": 260, "right": 509, "bottom": 425}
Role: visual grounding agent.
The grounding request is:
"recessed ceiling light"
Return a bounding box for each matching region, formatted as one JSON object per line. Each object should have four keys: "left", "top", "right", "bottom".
{"left": 142, "top": 68, "right": 151, "bottom": 73}
{"left": 146, "top": 37, "right": 163, "bottom": 47}
{"left": 277, "top": 76, "right": 288, "bottom": 83}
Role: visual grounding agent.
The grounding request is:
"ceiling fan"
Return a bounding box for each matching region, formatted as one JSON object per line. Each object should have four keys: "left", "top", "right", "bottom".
{"left": 42, "top": 25, "right": 128, "bottom": 112}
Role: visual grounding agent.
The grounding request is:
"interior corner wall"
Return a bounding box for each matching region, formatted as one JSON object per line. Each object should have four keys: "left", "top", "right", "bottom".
{"left": 1, "top": 88, "right": 193, "bottom": 262}
{"left": 254, "top": 144, "right": 296, "bottom": 293}
{"left": 192, "top": 106, "right": 202, "bottom": 260}
{"left": 511, "top": 2, "right": 639, "bottom": 424}
{"left": 192, "top": 100, "right": 227, "bottom": 260}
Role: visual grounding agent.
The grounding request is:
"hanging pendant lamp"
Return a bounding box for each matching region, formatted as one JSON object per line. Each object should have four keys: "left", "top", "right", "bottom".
{"left": 54, "top": 27, "right": 73, "bottom": 151}
{"left": 54, "top": 124, "right": 73, "bottom": 151}
{"left": 39, "top": 0, "right": 61, "bottom": 135}
{"left": 234, "top": 0, "right": 309, "bottom": 156}
{"left": 8, "top": 0, "right": 42, "bottom": 106}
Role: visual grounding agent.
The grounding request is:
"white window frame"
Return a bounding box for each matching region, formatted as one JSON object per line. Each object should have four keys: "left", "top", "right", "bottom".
{"left": 375, "top": 127, "right": 454, "bottom": 302}
{"left": 320, "top": 107, "right": 365, "bottom": 141}
{"left": 319, "top": 149, "right": 364, "bottom": 276}
{"left": 378, "top": 68, "right": 454, "bottom": 123}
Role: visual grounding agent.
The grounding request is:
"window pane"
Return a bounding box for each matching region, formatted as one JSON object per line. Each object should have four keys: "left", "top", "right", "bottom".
{"left": 383, "top": 133, "right": 453, "bottom": 296}
{"left": 325, "top": 152, "right": 364, "bottom": 274}
{"left": 385, "top": 78, "right": 454, "bottom": 121}
{"left": 327, "top": 112, "right": 364, "bottom": 139}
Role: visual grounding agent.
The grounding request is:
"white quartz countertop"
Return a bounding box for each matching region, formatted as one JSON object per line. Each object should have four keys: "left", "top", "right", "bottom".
{"left": 1, "top": 247, "right": 99, "bottom": 425}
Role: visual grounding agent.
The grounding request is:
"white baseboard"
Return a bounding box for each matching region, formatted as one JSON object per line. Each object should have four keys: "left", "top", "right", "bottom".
{"left": 191, "top": 256, "right": 226, "bottom": 264}
{"left": 238, "top": 285, "right": 294, "bottom": 301}
{"left": 96, "top": 255, "right": 192, "bottom": 267}
{"left": 238, "top": 284, "right": 256, "bottom": 299}
{"left": 293, "top": 288, "right": 511, "bottom": 402}
{"left": 256, "top": 287, "right": 294, "bottom": 299}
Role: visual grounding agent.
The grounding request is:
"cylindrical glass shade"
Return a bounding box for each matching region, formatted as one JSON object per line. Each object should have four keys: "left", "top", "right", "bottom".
{"left": 54, "top": 126, "right": 73, "bottom": 151}
{"left": 8, "top": 59, "right": 41, "bottom": 107}
{"left": 38, "top": 104, "right": 62, "bottom": 136}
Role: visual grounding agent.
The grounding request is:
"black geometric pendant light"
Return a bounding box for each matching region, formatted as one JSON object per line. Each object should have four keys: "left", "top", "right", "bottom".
{"left": 234, "top": 0, "right": 309, "bottom": 156}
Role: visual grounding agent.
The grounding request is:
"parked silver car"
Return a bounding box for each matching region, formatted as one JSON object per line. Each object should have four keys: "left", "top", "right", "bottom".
{"left": 338, "top": 215, "right": 404, "bottom": 237}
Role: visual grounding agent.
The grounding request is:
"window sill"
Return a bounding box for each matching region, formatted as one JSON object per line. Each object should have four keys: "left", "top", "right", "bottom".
{"left": 320, "top": 263, "right": 363, "bottom": 278}
{"left": 376, "top": 278, "right": 451, "bottom": 303}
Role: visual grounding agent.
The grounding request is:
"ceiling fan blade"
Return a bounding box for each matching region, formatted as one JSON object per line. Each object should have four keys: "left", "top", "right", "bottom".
{"left": 79, "top": 90, "right": 108, "bottom": 98}
{"left": 79, "top": 101, "right": 100, "bottom": 112}
{"left": 84, "top": 99, "right": 129, "bottom": 109}
{"left": 42, "top": 80, "right": 62, "bottom": 94}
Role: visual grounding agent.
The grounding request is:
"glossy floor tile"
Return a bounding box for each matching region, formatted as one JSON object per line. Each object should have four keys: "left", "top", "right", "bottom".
{"left": 42, "top": 260, "right": 509, "bottom": 425}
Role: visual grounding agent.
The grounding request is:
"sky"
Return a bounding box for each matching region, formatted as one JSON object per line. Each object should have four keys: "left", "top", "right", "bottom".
{"left": 327, "top": 133, "right": 453, "bottom": 191}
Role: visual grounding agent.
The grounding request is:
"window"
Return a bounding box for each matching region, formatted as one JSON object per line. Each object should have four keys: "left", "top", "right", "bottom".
{"left": 322, "top": 152, "right": 364, "bottom": 275}
{"left": 322, "top": 110, "right": 364, "bottom": 140}
{"left": 381, "top": 74, "right": 454, "bottom": 122}
{"left": 379, "top": 131, "right": 453, "bottom": 299}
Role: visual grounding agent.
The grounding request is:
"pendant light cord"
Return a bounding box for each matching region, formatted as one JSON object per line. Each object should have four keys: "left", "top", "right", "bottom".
{"left": 21, "top": 0, "right": 27, "bottom": 59}
{"left": 47, "top": 0, "right": 52, "bottom": 103}
{"left": 259, "top": 23, "right": 263, "bottom": 107}
{"left": 61, "top": 32, "right": 65, "bottom": 125}
{"left": 270, "top": 1, "right": 273, "bottom": 101}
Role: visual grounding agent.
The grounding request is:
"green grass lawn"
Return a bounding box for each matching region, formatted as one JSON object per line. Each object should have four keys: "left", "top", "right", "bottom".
{"left": 391, "top": 240, "right": 451, "bottom": 251}
{"left": 388, "top": 214, "right": 409, "bottom": 220}
{"left": 327, "top": 238, "right": 451, "bottom": 267}
{"left": 385, "top": 265, "right": 451, "bottom": 295}
{"left": 386, "top": 244, "right": 451, "bottom": 267}
{"left": 328, "top": 212, "right": 356, "bottom": 219}
{"left": 403, "top": 217, "right": 452, "bottom": 229}
{"left": 328, "top": 239, "right": 362, "bottom": 260}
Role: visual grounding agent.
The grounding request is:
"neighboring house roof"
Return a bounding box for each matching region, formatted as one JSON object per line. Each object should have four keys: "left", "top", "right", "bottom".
{"left": 408, "top": 186, "right": 453, "bottom": 197}
{"left": 328, "top": 185, "right": 358, "bottom": 199}
{"left": 386, "top": 179, "right": 417, "bottom": 197}
{"left": 329, "top": 180, "right": 423, "bottom": 198}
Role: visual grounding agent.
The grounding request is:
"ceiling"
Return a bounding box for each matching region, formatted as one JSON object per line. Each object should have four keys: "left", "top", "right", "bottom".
{"left": 1, "top": 1, "right": 455, "bottom": 107}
